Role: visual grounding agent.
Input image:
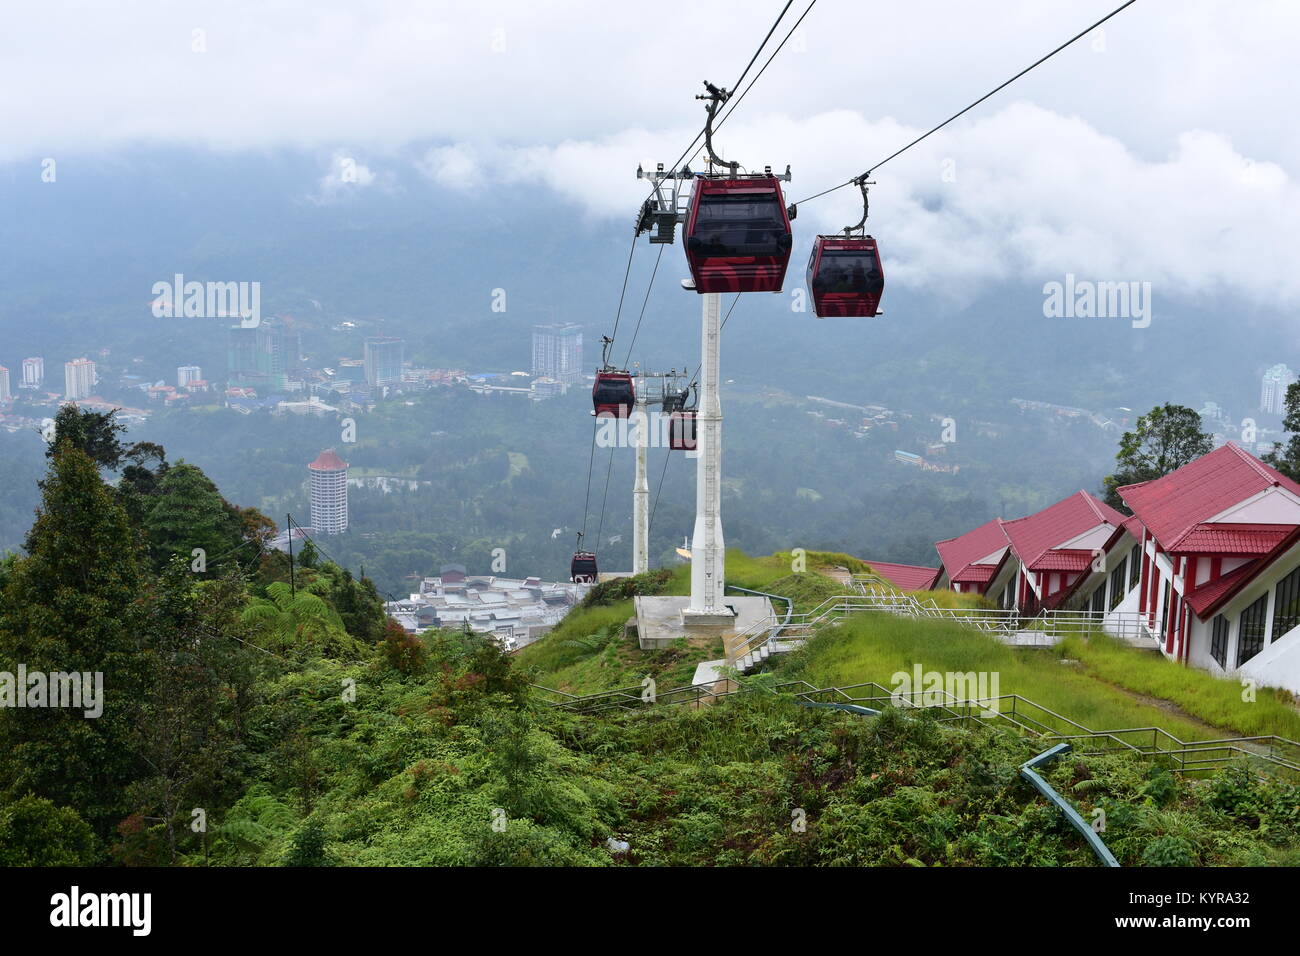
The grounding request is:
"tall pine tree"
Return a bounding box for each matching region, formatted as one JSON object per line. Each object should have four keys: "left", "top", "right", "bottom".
{"left": 0, "top": 442, "right": 149, "bottom": 830}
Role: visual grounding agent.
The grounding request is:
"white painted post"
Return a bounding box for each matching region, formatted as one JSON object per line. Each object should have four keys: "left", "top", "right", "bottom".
{"left": 684, "top": 291, "right": 730, "bottom": 622}
{"left": 633, "top": 374, "right": 649, "bottom": 575}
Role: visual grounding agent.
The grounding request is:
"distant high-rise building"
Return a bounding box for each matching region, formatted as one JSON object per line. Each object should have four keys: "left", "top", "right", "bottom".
{"left": 363, "top": 337, "right": 404, "bottom": 387}
{"left": 21, "top": 357, "right": 43, "bottom": 389}
{"left": 227, "top": 319, "right": 292, "bottom": 391}
{"left": 308, "top": 449, "right": 349, "bottom": 534}
{"left": 1261, "top": 363, "right": 1296, "bottom": 415}
{"left": 0, "top": 367, "right": 10, "bottom": 403}
{"left": 64, "top": 358, "right": 97, "bottom": 401}
{"left": 531, "top": 323, "right": 583, "bottom": 384}
{"left": 178, "top": 365, "right": 202, "bottom": 388}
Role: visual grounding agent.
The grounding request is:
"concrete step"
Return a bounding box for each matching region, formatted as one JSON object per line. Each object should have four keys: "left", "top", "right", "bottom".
{"left": 692, "top": 659, "right": 730, "bottom": 686}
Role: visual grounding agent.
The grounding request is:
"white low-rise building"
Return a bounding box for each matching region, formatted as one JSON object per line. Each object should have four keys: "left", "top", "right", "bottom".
{"left": 384, "top": 565, "right": 587, "bottom": 650}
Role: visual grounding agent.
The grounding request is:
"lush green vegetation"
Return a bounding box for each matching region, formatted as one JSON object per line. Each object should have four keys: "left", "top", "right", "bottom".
{"left": 2, "top": 412, "right": 1295, "bottom": 867}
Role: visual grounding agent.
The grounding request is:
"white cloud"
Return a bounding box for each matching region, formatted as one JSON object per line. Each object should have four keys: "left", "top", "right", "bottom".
{"left": 314, "top": 151, "right": 379, "bottom": 201}
{"left": 427, "top": 102, "right": 1300, "bottom": 305}
{"left": 5, "top": 0, "right": 1299, "bottom": 305}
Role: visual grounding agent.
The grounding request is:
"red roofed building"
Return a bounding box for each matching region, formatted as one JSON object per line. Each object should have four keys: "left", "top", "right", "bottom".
{"left": 865, "top": 560, "right": 940, "bottom": 592}
{"left": 308, "top": 449, "right": 349, "bottom": 534}
{"left": 999, "top": 491, "right": 1130, "bottom": 614}
{"left": 1120, "top": 443, "right": 1300, "bottom": 694}
{"left": 934, "top": 518, "right": 1015, "bottom": 599}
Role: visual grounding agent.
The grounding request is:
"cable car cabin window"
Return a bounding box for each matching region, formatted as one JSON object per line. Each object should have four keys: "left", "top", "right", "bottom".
{"left": 692, "top": 194, "right": 788, "bottom": 257}
{"left": 813, "top": 250, "right": 883, "bottom": 295}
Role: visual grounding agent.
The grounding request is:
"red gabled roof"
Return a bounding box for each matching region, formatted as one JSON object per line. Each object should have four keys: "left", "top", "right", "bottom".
{"left": 865, "top": 560, "right": 941, "bottom": 591}
{"left": 1184, "top": 560, "right": 1262, "bottom": 617}
{"left": 935, "top": 518, "right": 1010, "bottom": 586}
{"left": 308, "top": 449, "right": 349, "bottom": 471}
{"left": 1175, "top": 523, "right": 1292, "bottom": 555}
{"left": 999, "top": 490, "right": 1127, "bottom": 571}
{"left": 1119, "top": 444, "right": 1300, "bottom": 551}
{"left": 1032, "top": 549, "right": 1095, "bottom": 572}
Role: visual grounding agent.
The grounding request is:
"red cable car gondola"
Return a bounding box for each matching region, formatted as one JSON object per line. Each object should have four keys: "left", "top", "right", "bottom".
{"left": 684, "top": 175, "right": 793, "bottom": 293}
{"left": 668, "top": 411, "right": 697, "bottom": 451}
{"left": 570, "top": 550, "right": 598, "bottom": 584}
{"left": 807, "top": 235, "right": 884, "bottom": 317}
{"left": 592, "top": 370, "right": 635, "bottom": 418}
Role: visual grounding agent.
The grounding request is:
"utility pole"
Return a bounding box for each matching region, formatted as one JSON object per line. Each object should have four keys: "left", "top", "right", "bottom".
{"left": 286, "top": 513, "right": 296, "bottom": 598}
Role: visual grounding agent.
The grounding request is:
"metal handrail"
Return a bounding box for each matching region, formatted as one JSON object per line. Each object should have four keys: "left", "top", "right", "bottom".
{"left": 533, "top": 674, "right": 1300, "bottom": 776}
{"left": 1020, "top": 743, "right": 1121, "bottom": 867}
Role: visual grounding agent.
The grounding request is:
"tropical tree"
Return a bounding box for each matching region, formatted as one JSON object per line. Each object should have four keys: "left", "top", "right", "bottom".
{"left": 1264, "top": 380, "right": 1300, "bottom": 481}
{"left": 1102, "top": 403, "right": 1213, "bottom": 513}
{"left": 0, "top": 442, "right": 149, "bottom": 829}
{"left": 240, "top": 581, "right": 362, "bottom": 659}
{"left": 143, "top": 462, "right": 247, "bottom": 573}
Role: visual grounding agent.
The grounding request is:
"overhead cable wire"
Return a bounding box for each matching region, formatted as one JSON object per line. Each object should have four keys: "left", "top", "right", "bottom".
{"left": 791, "top": 0, "right": 1140, "bottom": 205}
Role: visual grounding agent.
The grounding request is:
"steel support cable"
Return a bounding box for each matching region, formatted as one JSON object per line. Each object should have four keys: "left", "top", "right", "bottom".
{"left": 605, "top": 231, "right": 639, "bottom": 354}
{"left": 714, "top": 0, "right": 819, "bottom": 138}
{"left": 580, "top": 414, "right": 599, "bottom": 539}
{"left": 622, "top": 242, "right": 665, "bottom": 369}
{"left": 646, "top": 0, "right": 796, "bottom": 190}
{"left": 791, "top": 0, "right": 1140, "bottom": 205}
{"left": 594, "top": 442, "right": 616, "bottom": 557}
{"left": 647, "top": 447, "right": 672, "bottom": 536}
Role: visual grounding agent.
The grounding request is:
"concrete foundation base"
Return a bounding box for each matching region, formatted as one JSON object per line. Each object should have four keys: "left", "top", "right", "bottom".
{"left": 634, "top": 595, "right": 773, "bottom": 650}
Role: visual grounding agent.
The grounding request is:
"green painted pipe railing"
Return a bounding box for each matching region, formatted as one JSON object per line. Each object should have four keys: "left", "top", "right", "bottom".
{"left": 798, "top": 704, "right": 1119, "bottom": 867}
{"left": 799, "top": 700, "right": 881, "bottom": 718}
{"left": 1019, "top": 742, "right": 1120, "bottom": 867}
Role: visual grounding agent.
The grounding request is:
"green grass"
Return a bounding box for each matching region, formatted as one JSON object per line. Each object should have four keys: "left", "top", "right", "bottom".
{"left": 1059, "top": 632, "right": 1300, "bottom": 741}
{"left": 517, "top": 553, "right": 858, "bottom": 695}
{"left": 516, "top": 566, "right": 718, "bottom": 696}
{"left": 777, "top": 612, "right": 1278, "bottom": 742}
{"left": 907, "top": 588, "right": 994, "bottom": 609}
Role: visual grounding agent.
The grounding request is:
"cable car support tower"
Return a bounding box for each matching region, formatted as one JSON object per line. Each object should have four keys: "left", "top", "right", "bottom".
{"left": 635, "top": 81, "right": 791, "bottom": 629}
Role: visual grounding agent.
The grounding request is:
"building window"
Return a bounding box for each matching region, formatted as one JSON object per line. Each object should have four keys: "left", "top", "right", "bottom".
{"left": 1210, "top": 615, "right": 1229, "bottom": 669}
{"left": 1129, "top": 544, "right": 1141, "bottom": 590}
{"left": 1160, "top": 581, "right": 1171, "bottom": 636}
{"left": 1237, "top": 593, "right": 1269, "bottom": 667}
{"left": 1272, "top": 565, "right": 1300, "bottom": 641}
{"left": 1109, "top": 557, "right": 1127, "bottom": 611}
{"left": 1090, "top": 584, "right": 1106, "bottom": 615}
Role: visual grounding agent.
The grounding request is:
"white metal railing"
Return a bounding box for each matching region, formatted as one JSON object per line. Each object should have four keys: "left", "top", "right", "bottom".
{"left": 730, "top": 581, "right": 1162, "bottom": 667}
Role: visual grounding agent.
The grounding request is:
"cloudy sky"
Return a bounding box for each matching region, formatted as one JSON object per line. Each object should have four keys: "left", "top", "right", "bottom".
{"left": 5, "top": 0, "right": 1297, "bottom": 303}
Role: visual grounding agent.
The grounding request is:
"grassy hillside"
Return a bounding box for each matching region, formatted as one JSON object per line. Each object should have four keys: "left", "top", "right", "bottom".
{"left": 517, "top": 552, "right": 863, "bottom": 696}
{"left": 776, "top": 612, "right": 1300, "bottom": 742}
